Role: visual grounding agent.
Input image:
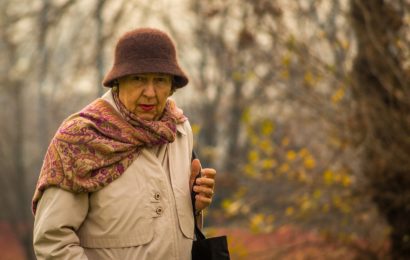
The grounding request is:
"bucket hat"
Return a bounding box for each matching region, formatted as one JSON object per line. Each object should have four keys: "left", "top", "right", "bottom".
{"left": 103, "top": 28, "right": 188, "bottom": 88}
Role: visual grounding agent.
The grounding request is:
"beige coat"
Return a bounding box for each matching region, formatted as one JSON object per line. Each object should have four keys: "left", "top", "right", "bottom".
{"left": 33, "top": 91, "right": 195, "bottom": 260}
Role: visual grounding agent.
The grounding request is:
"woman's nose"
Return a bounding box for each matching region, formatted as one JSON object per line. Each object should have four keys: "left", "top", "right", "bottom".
{"left": 143, "top": 81, "right": 156, "bottom": 97}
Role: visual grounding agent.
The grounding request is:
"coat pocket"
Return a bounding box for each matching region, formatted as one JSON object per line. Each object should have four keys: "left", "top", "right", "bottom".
{"left": 79, "top": 219, "right": 154, "bottom": 248}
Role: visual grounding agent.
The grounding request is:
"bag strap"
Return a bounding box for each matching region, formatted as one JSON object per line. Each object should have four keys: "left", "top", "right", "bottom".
{"left": 191, "top": 150, "right": 206, "bottom": 240}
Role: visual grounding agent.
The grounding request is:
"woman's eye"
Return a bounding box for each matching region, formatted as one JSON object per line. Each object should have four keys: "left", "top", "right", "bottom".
{"left": 132, "top": 76, "right": 143, "bottom": 81}
{"left": 156, "top": 77, "right": 170, "bottom": 83}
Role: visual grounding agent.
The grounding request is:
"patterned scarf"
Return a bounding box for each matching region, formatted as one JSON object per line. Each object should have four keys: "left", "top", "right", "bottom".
{"left": 32, "top": 92, "right": 186, "bottom": 215}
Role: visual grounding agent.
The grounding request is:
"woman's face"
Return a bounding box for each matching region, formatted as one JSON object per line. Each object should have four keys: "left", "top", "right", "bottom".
{"left": 118, "top": 73, "right": 173, "bottom": 121}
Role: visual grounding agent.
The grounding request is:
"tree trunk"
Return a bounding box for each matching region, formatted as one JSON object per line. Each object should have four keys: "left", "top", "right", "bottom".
{"left": 37, "top": 0, "right": 50, "bottom": 156}
{"left": 350, "top": 0, "right": 410, "bottom": 259}
{"left": 199, "top": 102, "right": 219, "bottom": 167}
{"left": 13, "top": 82, "right": 35, "bottom": 260}
{"left": 225, "top": 81, "right": 244, "bottom": 172}
{"left": 95, "top": 0, "right": 106, "bottom": 97}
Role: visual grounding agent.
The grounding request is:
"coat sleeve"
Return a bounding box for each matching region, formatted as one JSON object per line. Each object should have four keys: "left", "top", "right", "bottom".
{"left": 33, "top": 187, "right": 89, "bottom": 260}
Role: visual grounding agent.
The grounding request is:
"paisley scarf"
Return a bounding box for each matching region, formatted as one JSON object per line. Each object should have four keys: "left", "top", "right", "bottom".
{"left": 32, "top": 92, "right": 186, "bottom": 214}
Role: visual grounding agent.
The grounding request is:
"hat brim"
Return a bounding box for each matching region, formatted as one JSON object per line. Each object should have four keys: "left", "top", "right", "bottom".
{"left": 102, "top": 58, "right": 188, "bottom": 88}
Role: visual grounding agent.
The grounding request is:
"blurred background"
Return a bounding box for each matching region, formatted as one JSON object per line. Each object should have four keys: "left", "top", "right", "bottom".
{"left": 1, "top": 0, "right": 409, "bottom": 259}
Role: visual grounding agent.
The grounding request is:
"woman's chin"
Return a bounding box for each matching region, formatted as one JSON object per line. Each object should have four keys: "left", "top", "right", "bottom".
{"left": 133, "top": 112, "right": 156, "bottom": 121}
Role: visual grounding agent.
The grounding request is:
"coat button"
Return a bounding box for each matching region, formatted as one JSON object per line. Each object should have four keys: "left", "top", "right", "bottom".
{"left": 154, "top": 192, "right": 161, "bottom": 200}
{"left": 156, "top": 206, "right": 163, "bottom": 216}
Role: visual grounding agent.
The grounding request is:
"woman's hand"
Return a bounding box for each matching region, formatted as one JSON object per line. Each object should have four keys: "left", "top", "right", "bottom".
{"left": 190, "top": 159, "right": 216, "bottom": 212}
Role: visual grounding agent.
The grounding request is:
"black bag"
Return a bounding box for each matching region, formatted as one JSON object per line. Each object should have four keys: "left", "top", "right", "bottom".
{"left": 191, "top": 223, "right": 230, "bottom": 260}
{"left": 191, "top": 151, "right": 230, "bottom": 260}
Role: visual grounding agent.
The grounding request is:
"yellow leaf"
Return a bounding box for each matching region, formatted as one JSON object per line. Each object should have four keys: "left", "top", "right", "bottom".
{"left": 297, "top": 171, "right": 308, "bottom": 182}
{"left": 323, "top": 170, "right": 334, "bottom": 185}
{"left": 342, "top": 175, "right": 352, "bottom": 187}
{"left": 285, "top": 207, "right": 294, "bottom": 216}
{"left": 313, "top": 189, "right": 322, "bottom": 199}
{"left": 286, "top": 150, "right": 297, "bottom": 161}
{"left": 191, "top": 124, "right": 201, "bottom": 135}
{"left": 279, "top": 163, "right": 290, "bottom": 173}
{"left": 261, "top": 120, "right": 274, "bottom": 136}
{"left": 250, "top": 214, "right": 264, "bottom": 233}
{"left": 222, "top": 199, "right": 232, "bottom": 211}
{"left": 304, "top": 157, "right": 316, "bottom": 169}
{"left": 301, "top": 200, "right": 312, "bottom": 211}
{"left": 250, "top": 134, "right": 258, "bottom": 146}
{"left": 331, "top": 87, "right": 345, "bottom": 104}
{"left": 299, "top": 148, "right": 309, "bottom": 158}
{"left": 281, "top": 54, "right": 291, "bottom": 67}
{"left": 266, "top": 214, "right": 275, "bottom": 223}
{"left": 242, "top": 109, "right": 251, "bottom": 123}
{"left": 262, "top": 159, "right": 276, "bottom": 169}
{"left": 244, "top": 164, "right": 255, "bottom": 177}
{"left": 248, "top": 150, "right": 259, "bottom": 163}
{"left": 334, "top": 173, "right": 342, "bottom": 183}
{"left": 341, "top": 39, "right": 350, "bottom": 50}
{"left": 260, "top": 140, "right": 273, "bottom": 153}
{"left": 282, "top": 137, "right": 290, "bottom": 146}
{"left": 223, "top": 199, "right": 243, "bottom": 216}
{"left": 303, "top": 71, "right": 314, "bottom": 86}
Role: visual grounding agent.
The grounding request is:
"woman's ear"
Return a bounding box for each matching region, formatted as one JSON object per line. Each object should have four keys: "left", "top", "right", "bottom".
{"left": 169, "top": 85, "right": 177, "bottom": 96}
{"left": 170, "top": 76, "right": 178, "bottom": 96}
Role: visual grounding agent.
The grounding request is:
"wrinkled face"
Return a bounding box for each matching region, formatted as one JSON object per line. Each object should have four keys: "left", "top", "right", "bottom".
{"left": 118, "top": 73, "right": 173, "bottom": 121}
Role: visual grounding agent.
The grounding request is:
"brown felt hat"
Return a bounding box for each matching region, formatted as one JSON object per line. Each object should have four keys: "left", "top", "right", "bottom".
{"left": 103, "top": 28, "right": 188, "bottom": 88}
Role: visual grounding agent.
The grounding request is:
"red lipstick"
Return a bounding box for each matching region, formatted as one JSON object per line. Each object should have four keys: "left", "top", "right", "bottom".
{"left": 139, "top": 104, "right": 155, "bottom": 111}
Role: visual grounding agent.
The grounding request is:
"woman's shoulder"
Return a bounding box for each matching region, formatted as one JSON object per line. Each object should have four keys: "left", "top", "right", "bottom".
{"left": 176, "top": 119, "right": 192, "bottom": 136}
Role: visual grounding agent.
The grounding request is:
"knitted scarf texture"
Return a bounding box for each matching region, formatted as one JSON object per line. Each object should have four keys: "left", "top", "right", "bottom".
{"left": 32, "top": 92, "right": 186, "bottom": 214}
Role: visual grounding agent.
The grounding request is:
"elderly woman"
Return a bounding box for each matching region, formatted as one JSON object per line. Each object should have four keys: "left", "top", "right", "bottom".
{"left": 32, "top": 28, "right": 216, "bottom": 260}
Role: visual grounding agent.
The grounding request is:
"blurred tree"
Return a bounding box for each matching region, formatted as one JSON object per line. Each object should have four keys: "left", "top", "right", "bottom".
{"left": 0, "top": 1, "right": 40, "bottom": 258}
{"left": 178, "top": 1, "right": 284, "bottom": 169}
{"left": 0, "top": 0, "right": 145, "bottom": 258}
{"left": 350, "top": 0, "right": 410, "bottom": 258}
{"left": 173, "top": 0, "right": 392, "bottom": 258}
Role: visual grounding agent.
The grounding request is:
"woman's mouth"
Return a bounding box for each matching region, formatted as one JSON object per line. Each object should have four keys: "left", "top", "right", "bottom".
{"left": 139, "top": 104, "right": 155, "bottom": 111}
